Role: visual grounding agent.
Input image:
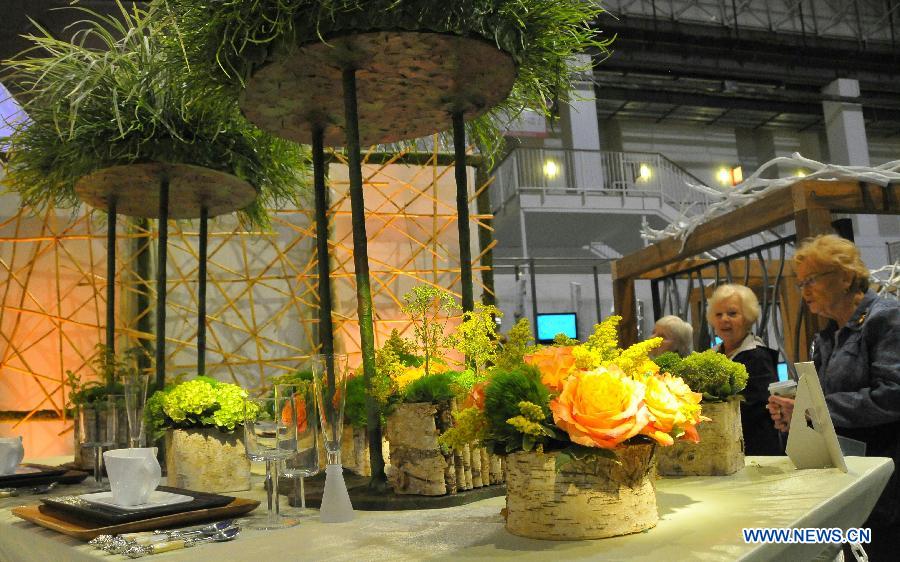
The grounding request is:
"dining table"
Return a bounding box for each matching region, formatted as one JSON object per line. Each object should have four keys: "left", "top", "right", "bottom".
{"left": 0, "top": 455, "right": 893, "bottom": 561}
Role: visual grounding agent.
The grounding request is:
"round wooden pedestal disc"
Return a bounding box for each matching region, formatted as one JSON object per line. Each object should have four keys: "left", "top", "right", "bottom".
{"left": 240, "top": 32, "right": 517, "bottom": 147}
{"left": 74, "top": 162, "right": 258, "bottom": 219}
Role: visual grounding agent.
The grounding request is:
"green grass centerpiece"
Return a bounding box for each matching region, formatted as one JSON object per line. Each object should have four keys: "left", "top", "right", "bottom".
{"left": 1, "top": 2, "right": 309, "bottom": 226}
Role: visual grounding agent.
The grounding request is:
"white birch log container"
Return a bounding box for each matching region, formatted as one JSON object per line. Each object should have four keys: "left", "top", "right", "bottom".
{"left": 656, "top": 399, "right": 744, "bottom": 476}
{"left": 165, "top": 427, "right": 251, "bottom": 493}
{"left": 385, "top": 402, "right": 449, "bottom": 495}
{"left": 504, "top": 444, "right": 658, "bottom": 540}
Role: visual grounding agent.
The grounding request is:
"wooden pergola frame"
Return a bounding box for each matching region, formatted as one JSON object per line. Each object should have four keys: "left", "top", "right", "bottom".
{"left": 612, "top": 180, "right": 899, "bottom": 349}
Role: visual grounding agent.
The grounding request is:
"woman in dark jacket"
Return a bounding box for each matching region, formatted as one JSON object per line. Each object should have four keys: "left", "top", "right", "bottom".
{"left": 769, "top": 234, "right": 900, "bottom": 561}
{"left": 708, "top": 283, "right": 783, "bottom": 456}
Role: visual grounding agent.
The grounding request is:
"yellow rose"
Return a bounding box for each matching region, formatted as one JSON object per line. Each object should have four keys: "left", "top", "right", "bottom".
{"left": 524, "top": 346, "right": 577, "bottom": 393}
{"left": 549, "top": 365, "right": 649, "bottom": 449}
{"left": 642, "top": 373, "right": 704, "bottom": 446}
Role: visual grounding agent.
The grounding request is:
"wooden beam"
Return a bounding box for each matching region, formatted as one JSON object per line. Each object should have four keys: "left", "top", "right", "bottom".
{"left": 612, "top": 261, "right": 638, "bottom": 346}
{"left": 613, "top": 186, "right": 795, "bottom": 281}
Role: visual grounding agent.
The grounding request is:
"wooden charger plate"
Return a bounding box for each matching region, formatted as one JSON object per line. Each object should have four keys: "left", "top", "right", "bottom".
{"left": 12, "top": 497, "right": 259, "bottom": 541}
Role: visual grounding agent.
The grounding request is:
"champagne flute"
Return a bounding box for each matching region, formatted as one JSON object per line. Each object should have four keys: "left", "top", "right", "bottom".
{"left": 77, "top": 395, "right": 120, "bottom": 491}
{"left": 123, "top": 372, "right": 150, "bottom": 448}
{"left": 311, "top": 354, "right": 354, "bottom": 522}
{"left": 242, "top": 396, "right": 299, "bottom": 530}
{"left": 275, "top": 382, "right": 320, "bottom": 516}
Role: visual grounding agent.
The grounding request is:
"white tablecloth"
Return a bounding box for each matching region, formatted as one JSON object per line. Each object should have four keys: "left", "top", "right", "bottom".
{"left": 0, "top": 456, "right": 893, "bottom": 562}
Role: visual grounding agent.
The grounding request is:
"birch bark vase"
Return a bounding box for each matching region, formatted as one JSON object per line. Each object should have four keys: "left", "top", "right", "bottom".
{"left": 165, "top": 428, "right": 251, "bottom": 493}
{"left": 385, "top": 402, "right": 451, "bottom": 495}
{"left": 656, "top": 399, "right": 744, "bottom": 476}
{"left": 504, "top": 443, "right": 658, "bottom": 540}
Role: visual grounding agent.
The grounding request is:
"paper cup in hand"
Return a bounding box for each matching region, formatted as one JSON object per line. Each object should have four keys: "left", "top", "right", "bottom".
{"left": 768, "top": 380, "right": 798, "bottom": 398}
{"left": 0, "top": 436, "right": 25, "bottom": 475}
{"left": 103, "top": 448, "right": 161, "bottom": 506}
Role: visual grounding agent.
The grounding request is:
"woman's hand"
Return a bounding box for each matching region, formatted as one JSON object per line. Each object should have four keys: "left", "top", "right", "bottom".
{"left": 767, "top": 395, "right": 795, "bottom": 432}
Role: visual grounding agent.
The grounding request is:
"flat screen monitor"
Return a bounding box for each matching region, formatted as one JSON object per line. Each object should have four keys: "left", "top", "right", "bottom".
{"left": 777, "top": 362, "right": 790, "bottom": 382}
{"left": 536, "top": 312, "right": 577, "bottom": 344}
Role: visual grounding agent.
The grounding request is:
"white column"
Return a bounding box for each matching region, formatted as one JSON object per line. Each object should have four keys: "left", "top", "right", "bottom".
{"left": 559, "top": 54, "right": 602, "bottom": 190}
{"left": 821, "top": 78, "right": 869, "bottom": 166}
{"left": 821, "top": 79, "right": 885, "bottom": 266}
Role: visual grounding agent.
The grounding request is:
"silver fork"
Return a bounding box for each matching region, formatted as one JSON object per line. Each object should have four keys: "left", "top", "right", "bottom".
{"left": 123, "top": 526, "right": 241, "bottom": 558}
{"left": 91, "top": 519, "right": 235, "bottom": 553}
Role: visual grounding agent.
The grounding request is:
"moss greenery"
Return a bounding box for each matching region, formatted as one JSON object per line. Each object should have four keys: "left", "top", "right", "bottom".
{"left": 158, "top": 0, "right": 611, "bottom": 162}
{"left": 401, "top": 371, "right": 458, "bottom": 404}
{"left": 671, "top": 349, "right": 749, "bottom": 402}
{"left": 1, "top": 2, "right": 309, "bottom": 226}
{"left": 481, "top": 364, "right": 552, "bottom": 454}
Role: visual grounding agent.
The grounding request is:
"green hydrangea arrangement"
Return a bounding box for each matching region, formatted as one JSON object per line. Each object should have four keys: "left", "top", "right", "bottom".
{"left": 145, "top": 376, "right": 258, "bottom": 440}
{"left": 671, "top": 349, "right": 748, "bottom": 402}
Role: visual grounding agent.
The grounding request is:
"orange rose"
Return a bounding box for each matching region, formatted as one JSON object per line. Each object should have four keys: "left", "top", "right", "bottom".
{"left": 464, "top": 380, "right": 487, "bottom": 410}
{"left": 281, "top": 394, "right": 308, "bottom": 434}
{"left": 549, "top": 365, "right": 649, "bottom": 449}
{"left": 641, "top": 373, "right": 704, "bottom": 446}
{"left": 524, "top": 346, "right": 577, "bottom": 393}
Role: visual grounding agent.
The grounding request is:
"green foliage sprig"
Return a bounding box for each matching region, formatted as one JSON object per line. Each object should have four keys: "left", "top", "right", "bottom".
{"left": 1, "top": 2, "right": 309, "bottom": 226}
{"left": 65, "top": 344, "right": 144, "bottom": 407}
{"left": 493, "top": 318, "right": 535, "bottom": 371}
{"left": 672, "top": 349, "right": 749, "bottom": 402}
{"left": 450, "top": 303, "right": 501, "bottom": 375}
{"left": 401, "top": 286, "right": 461, "bottom": 376}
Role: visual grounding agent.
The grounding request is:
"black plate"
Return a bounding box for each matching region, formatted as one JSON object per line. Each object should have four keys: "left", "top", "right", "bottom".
{"left": 0, "top": 466, "right": 68, "bottom": 487}
{"left": 40, "top": 486, "right": 235, "bottom": 524}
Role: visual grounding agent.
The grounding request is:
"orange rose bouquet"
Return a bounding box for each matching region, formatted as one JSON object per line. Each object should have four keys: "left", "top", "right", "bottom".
{"left": 442, "top": 316, "right": 706, "bottom": 463}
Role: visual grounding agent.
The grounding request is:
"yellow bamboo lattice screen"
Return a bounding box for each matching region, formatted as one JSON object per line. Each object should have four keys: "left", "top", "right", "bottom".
{"left": 0, "top": 147, "right": 490, "bottom": 456}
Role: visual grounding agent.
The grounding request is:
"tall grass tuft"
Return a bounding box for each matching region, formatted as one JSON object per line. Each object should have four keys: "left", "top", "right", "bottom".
{"left": 1, "top": 1, "right": 310, "bottom": 227}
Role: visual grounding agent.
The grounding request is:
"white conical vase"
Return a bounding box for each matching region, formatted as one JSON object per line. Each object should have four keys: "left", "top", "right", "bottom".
{"left": 319, "top": 463, "right": 354, "bottom": 523}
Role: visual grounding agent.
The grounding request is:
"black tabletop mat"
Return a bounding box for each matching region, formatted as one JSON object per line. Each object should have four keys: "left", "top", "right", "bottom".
{"left": 40, "top": 486, "right": 234, "bottom": 524}
{"left": 0, "top": 466, "right": 68, "bottom": 487}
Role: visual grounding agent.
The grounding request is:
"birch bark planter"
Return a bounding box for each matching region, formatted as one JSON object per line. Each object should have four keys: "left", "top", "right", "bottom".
{"left": 385, "top": 402, "right": 453, "bottom": 495}
{"left": 656, "top": 399, "right": 744, "bottom": 476}
{"left": 165, "top": 428, "right": 250, "bottom": 493}
{"left": 504, "top": 444, "right": 658, "bottom": 540}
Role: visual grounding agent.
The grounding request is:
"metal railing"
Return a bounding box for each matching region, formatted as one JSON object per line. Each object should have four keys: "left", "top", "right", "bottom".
{"left": 489, "top": 148, "right": 719, "bottom": 218}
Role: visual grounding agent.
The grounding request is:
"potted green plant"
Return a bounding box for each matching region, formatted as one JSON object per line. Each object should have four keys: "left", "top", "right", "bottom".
{"left": 66, "top": 345, "right": 143, "bottom": 468}
{"left": 653, "top": 349, "right": 749, "bottom": 476}
{"left": 145, "top": 376, "right": 258, "bottom": 492}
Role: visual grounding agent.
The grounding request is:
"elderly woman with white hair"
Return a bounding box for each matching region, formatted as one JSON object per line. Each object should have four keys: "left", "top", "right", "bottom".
{"left": 649, "top": 315, "right": 693, "bottom": 358}
{"left": 707, "top": 283, "right": 782, "bottom": 456}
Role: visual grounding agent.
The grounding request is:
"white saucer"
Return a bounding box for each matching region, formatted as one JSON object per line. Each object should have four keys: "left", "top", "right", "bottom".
{"left": 79, "top": 490, "right": 193, "bottom": 511}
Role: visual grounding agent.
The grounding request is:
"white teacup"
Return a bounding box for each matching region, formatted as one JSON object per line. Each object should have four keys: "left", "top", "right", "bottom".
{"left": 0, "top": 436, "right": 25, "bottom": 475}
{"left": 103, "top": 448, "right": 161, "bottom": 506}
